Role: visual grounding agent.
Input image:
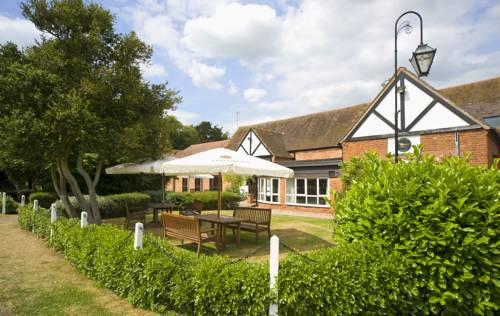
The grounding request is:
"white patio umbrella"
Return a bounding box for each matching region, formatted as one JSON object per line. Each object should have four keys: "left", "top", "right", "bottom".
{"left": 105, "top": 157, "right": 176, "bottom": 202}
{"left": 159, "top": 148, "right": 294, "bottom": 216}
{"left": 105, "top": 156, "right": 214, "bottom": 201}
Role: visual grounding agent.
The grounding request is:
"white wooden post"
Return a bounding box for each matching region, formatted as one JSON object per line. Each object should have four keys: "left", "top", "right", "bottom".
{"left": 2, "top": 192, "right": 6, "bottom": 214}
{"left": 50, "top": 203, "right": 57, "bottom": 240}
{"left": 269, "top": 235, "right": 279, "bottom": 316}
{"left": 134, "top": 222, "right": 143, "bottom": 250}
{"left": 50, "top": 204, "right": 57, "bottom": 223}
{"left": 81, "top": 212, "right": 88, "bottom": 228}
{"left": 32, "top": 199, "right": 39, "bottom": 233}
{"left": 21, "top": 194, "right": 25, "bottom": 206}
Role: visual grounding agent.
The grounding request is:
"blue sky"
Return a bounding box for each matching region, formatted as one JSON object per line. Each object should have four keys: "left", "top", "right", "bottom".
{"left": 1, "top": 0, "right": 499, "bottom": 135}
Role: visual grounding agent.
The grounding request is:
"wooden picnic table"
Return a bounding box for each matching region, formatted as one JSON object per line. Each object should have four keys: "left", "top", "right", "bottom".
{"left": 197, "top": 214, "right": 242, "bottom": 250}
{"left": 149, "top": 202, "right": 180, "bottom": 223}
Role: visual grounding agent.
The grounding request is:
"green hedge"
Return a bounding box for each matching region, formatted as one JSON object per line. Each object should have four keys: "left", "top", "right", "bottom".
{"left": 17, "top": 204, "right": 421, "bottom": 315}
{"left": 17, "top": 205, "right": 271, "bottom": 315}
{"left": 55, "top": 192, "right": 151, "bottom": 219}
{"left": 335, "top": 148, "right": 500, "bottom": 315}
{"left": 165, "top": 191, "right": 242, "bottom": 209}
{"left": 29, "top": 192, "right": 58, "bottom": 208}
{"left": 278, "top": 241, "right": 420, "bottom": 315}
{"left": 0, "top": 194, "right": 18, "bottom": 214}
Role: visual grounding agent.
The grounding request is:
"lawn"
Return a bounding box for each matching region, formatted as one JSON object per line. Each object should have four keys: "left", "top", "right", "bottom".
{"left": 0, "top": 214, "right": 163, "bottom": 316}
{"left": 103, "top": 211, "right": 335, "bottom": 261}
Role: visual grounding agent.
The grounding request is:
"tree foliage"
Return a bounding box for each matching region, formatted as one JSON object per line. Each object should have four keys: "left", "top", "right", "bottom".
{"left": 193, "top": 121, "right": 228, "bottom": 143}
{"left": 0, "top": 0, "right": 180, "bottom": 222}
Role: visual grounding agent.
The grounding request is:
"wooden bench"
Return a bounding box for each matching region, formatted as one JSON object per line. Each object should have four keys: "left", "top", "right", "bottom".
{"left": 124, "top": 203, "right": 146, "bottom": 229}
{"left": 228, "top": 207, "right": 272, "bottom": 241}
{"left": 161, "top": 212, "right": 217, "bottom": 256}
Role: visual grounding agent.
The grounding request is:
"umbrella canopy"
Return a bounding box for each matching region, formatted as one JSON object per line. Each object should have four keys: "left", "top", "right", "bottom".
{"left": 105, "top": 156, "right": 176, "bottom": 175}
{"left": 159, "top": 148, "right": 294, "bottom": 178}
{"left": 159, "top": 148, "right": 294, "bottom": 215}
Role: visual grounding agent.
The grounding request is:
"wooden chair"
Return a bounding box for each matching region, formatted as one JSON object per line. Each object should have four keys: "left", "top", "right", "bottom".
{"left": 228, "top": 207, "right": 272, "bottom": 241}
{"left": 180, "top": 199, "right": 204, "bottom": 216}
{"left": 161, "top": 212, "right": 217, "bottom": 256}
{"left": 123, "top": 202, "right": 146, "bottom": 229}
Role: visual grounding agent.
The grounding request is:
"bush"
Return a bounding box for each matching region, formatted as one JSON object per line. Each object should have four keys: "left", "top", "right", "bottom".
{"left": 17, "top": 205, "right": 271, "bottom": 315}
{"left": 165, "top": 191, "right": 242, "bottom": 209}
{"left": 278, "top": 241, "right": 420, "bottom": 315}
{"left": 55, "top": 192, "right": 151, "bottom": 219}
{"left": 29, "top": 192, "right": 58, "bottom": 208}
{"left": 0, "top": 194, "right": 18, "bottom": 214}
{"left": 334, "top": 148, "right": 500, "bottom": 315}
{"left": 141, "top": 190, "right": 164, "bottom": 203}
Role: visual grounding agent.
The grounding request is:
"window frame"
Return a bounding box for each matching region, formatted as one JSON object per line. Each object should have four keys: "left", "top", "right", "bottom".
{"left": 194, "top": 178, "right": 202, "bottom": 192}
{"left": 257, "top": 177, "right": 280, "bottom": 204}
{"left": 285, "top": 177, "right": 330, "bottom": 208}
{"left": 182, "top": 177, "right": 188, "bottom": 192}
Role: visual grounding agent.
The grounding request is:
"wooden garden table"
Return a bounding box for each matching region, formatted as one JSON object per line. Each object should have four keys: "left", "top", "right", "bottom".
{"left": 197, "top": 214, "right": 241, "bottom": 250}
{"left": 149, "top": 202, "right": 179, "bottom": 223}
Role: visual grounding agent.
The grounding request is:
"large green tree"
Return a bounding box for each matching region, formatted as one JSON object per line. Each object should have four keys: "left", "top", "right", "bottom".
{"left": 193, "top": 121, "right": 228, "bottom": 143}
{"left": 0, "top": 0, "right": 180, "bottom": 223}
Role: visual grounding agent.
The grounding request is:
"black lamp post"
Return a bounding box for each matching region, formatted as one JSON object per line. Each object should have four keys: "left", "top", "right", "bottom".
{"left": 394, "top": 11, "right": 436, "bottom": 162}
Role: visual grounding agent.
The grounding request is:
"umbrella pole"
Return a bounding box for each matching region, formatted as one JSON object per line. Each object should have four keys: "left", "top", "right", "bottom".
{"left": 161, "top": 174, "right": 165, "bottom": 202}
{"left": 217, "top": 172, "right": 222, "bottom": 217}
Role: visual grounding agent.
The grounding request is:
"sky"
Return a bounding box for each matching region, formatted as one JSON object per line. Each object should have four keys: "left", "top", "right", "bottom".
{"left": 1, "top": 0, "right": 499, "bottom": 135}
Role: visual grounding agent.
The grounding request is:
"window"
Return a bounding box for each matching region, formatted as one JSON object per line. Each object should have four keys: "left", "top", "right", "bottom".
{"left": 485, "top": 116, "right": 500, "bottom": 127}
{"left": 182, "top": 178, "right": 188, "bottom": 192}
{"left": 209, "top": 175, "right": 219, "bottom": 191}
{"left": 194, "top": 178, "right": 201, "bottom": 192}
{"left": 258, "top": 177, "right": 279, "bottom": 203}
{"left": 286, "top": 178, "right": 328, "bottom": 206}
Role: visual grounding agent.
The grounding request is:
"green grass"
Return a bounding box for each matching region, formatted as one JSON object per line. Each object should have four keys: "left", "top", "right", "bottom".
{"left": 103, "top": 211, "right": 335, "bottom": 261}
{"left": 4, "top": 286, "right": 116, "bottom": 316}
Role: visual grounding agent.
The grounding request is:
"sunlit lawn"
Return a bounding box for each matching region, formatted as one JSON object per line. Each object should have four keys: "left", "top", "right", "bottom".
{"left": 103, "top": 211, "right": 335, "bottom": 261}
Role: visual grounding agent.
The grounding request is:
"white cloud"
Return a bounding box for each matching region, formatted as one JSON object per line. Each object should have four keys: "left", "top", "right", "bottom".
{"left": 228, "top": 80, "right": 238, "bottom": 95}
{"left": 182, "top": 3, "right": 282, "bottom": 65}
{"left": 140, "top": 62, "right": 167, "bottom": 79}
{"left": 188, "top": 60, "right": 226, "bottom": 89}
{"left": 243, "top": 88, "right": 268, "bottom": 103}
{"left": 119, "top": 0, "right": 500, "bottom": 123}
{"left": 170, "top": 109, "right": 200, "bottom": 124}
{"left": 0, "top": 14, "right": 42, "bottom": 47}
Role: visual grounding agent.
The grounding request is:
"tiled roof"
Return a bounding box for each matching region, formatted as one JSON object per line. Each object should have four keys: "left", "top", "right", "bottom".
{"left": 229, "top": 72, "right": 500, "bottom": 152}
{"left": 175, "top": 140, "right": 229, "bottom": 158}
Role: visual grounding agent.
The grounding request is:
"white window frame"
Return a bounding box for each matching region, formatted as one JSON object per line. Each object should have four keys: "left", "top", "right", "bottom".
{"left": 285, "top": 178, "right": 330, "bottom": 208}
{"left": 257, "top": 177, "right": 280, "bottom": 204}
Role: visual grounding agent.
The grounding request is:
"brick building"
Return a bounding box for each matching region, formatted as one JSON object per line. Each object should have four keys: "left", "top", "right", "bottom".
{"left": 224, "top": 68, "right": 500, "bottom": 213}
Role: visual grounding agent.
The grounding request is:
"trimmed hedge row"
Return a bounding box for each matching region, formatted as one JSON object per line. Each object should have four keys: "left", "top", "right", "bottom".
{"left": 165, "top": 191, "right": 242, "bottom": 210}
{"left": 55, "top": 192, "right": 151, "bottom": 218}
{"left": 29, "top": 192, "right": 58, "bottom": 208}
{"left": 335, "top": 149, "right": 500, "bottom": 315}
{"left": 0, "top": 194, "right": 18, "bottom": 214}
{"left": 18, "top": 205, "right": 418, "bottom": 315}
{"left": 17, "top": 205, "right": 271, "bottom": 315}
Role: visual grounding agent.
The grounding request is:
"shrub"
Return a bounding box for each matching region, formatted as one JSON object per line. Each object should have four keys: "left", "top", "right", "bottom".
{"left": 334, "top": 148, "right": 500, "bottom": 315}
{"left": 17, "top": 205, "right": 271, "bottom": 315}
{"left": 0, "top": 194, "right": 18, "bottom": 214}
{"left": 55, "top": 192, "right": 151, "bottom": 218}
{"left": 29, "top": 192, "right": 58, "bottom": 208}
{"left": 278, "top": 241, "right": 420, "bottom": 315}
{"left": 165, "top": 191, "right": 242, "bottom": 209}
{"left": 141, "top": 190, "right": 164, "bottom": 202}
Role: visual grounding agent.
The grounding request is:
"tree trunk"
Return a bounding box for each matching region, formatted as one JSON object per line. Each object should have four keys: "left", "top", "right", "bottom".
{"left": 76, "top": 151, "right": 102, "bottom": 224}
{"left": 58, "top": 157, "right": 94, "bottom": 222}
{"left": 50, "top": 165, "right": 78, "bottom": 218}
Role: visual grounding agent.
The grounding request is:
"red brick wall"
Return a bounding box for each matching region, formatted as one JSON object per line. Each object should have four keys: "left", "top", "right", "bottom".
{"left": 342, "top": 138, "right": 388, "bottom": 161}
{"left": 294, "top": 147, "right": 342, "bottom": 160}
{"left": 342, "top": 129, "right": 498, "bottom": 167}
